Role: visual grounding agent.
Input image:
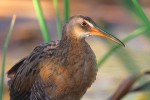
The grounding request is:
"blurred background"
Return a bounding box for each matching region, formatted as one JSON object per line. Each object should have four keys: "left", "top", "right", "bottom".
{"left": 0, "top": 0, "right": 150, "bottom": 100}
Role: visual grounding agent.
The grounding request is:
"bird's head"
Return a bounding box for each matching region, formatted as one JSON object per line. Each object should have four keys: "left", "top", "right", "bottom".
{"left": 63, "top": 15, "right": 125, "bottom": 46}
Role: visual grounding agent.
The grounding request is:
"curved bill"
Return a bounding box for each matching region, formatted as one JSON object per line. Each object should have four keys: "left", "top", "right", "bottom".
{"left": 90, "top": 27, "right": 125, "bottom": 47}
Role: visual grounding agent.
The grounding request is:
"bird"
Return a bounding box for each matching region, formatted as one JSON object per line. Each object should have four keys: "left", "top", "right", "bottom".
{"left": 7, "top": 15, "right": 124, "bottom": 100}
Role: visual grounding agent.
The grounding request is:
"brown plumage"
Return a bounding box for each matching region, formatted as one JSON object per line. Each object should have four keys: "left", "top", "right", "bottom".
{"left": 7, "top": 15, "right": 124, "bottom": 100}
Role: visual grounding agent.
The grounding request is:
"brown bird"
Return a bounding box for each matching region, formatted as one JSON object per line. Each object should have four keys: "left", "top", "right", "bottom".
{"left": 7, "top": 15, "right": 124, "bottom": 100}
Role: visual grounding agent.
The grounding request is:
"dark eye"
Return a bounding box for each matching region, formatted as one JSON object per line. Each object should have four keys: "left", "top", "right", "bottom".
{"left": 81, "top": 21, "right": 88, "bottom": 26}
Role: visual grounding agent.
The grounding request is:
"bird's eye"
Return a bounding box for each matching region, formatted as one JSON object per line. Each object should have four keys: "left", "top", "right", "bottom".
{"left": 81, "top": 21, "right": 88, "bottom": 26}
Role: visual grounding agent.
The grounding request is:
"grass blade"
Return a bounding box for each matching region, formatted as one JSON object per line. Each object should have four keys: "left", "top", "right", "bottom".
{"left": 0, "top": 15, "right": 16, "bottom": 100}
{"left": 122, "top": 0, "right": 143, "bottom": 21}
{"left": 53, "top": 0, "right": 62, "bottom": 39}
{"left": 132, "top": 0, "right": 150, "bottom": 28}
{"left": 97, "top": 26, "right": 148, "bottom": 68}
{"left": 64, "top": 0, "right": 70, "bottom": 22}
{"left": 132, "top": 0, "right": 150, "bottom": 39}
{"left": 123, "top": 0, "right": 150, "bottom": 38}
{"left": 33, "top": 0, "right": 51, "bottom": 43}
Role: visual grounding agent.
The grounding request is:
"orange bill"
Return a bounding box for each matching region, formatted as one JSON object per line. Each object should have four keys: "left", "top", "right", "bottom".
{"left": 91, "top": 27, "right": 125, "bottom": 47}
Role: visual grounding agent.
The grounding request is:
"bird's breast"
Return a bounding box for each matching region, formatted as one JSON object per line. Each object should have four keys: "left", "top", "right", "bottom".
{"left": 60, "top": 43, "right": 97, "bottom": 88}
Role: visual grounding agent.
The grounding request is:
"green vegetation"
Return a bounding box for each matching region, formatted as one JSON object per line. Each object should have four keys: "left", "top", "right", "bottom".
{"left": 0, "top": 15, "right": 16, "bottom": 100}
{"left": 97, "top": 26, "right": 148, "bottom": 67}
{"left": 64, "top": 0, "right": 70, "bottom": 22}
{"left": 33, "top": 0, "right": 51, "bottom": 42}
{"left": 97, "top": 0, "right": 150, "bottom": 72}
{"left": 53, "top": 0, "right": 62, "bottom": 38}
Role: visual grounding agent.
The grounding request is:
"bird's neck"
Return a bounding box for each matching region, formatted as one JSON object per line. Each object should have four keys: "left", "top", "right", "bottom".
{"left": 59, "top": 35, "right": 86, "bottom": 49}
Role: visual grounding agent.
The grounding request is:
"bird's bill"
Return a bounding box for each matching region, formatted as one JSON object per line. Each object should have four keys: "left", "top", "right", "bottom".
{"left": 91, "top": 27, "right": 125, "bottom": 47}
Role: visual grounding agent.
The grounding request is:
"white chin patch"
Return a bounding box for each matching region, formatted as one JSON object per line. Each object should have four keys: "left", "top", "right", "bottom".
{"left": 84, "top": 34, "right": 90, "bottom": 37}
{"left": 81, "top": 33, "right": 90, "bottom": 38}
